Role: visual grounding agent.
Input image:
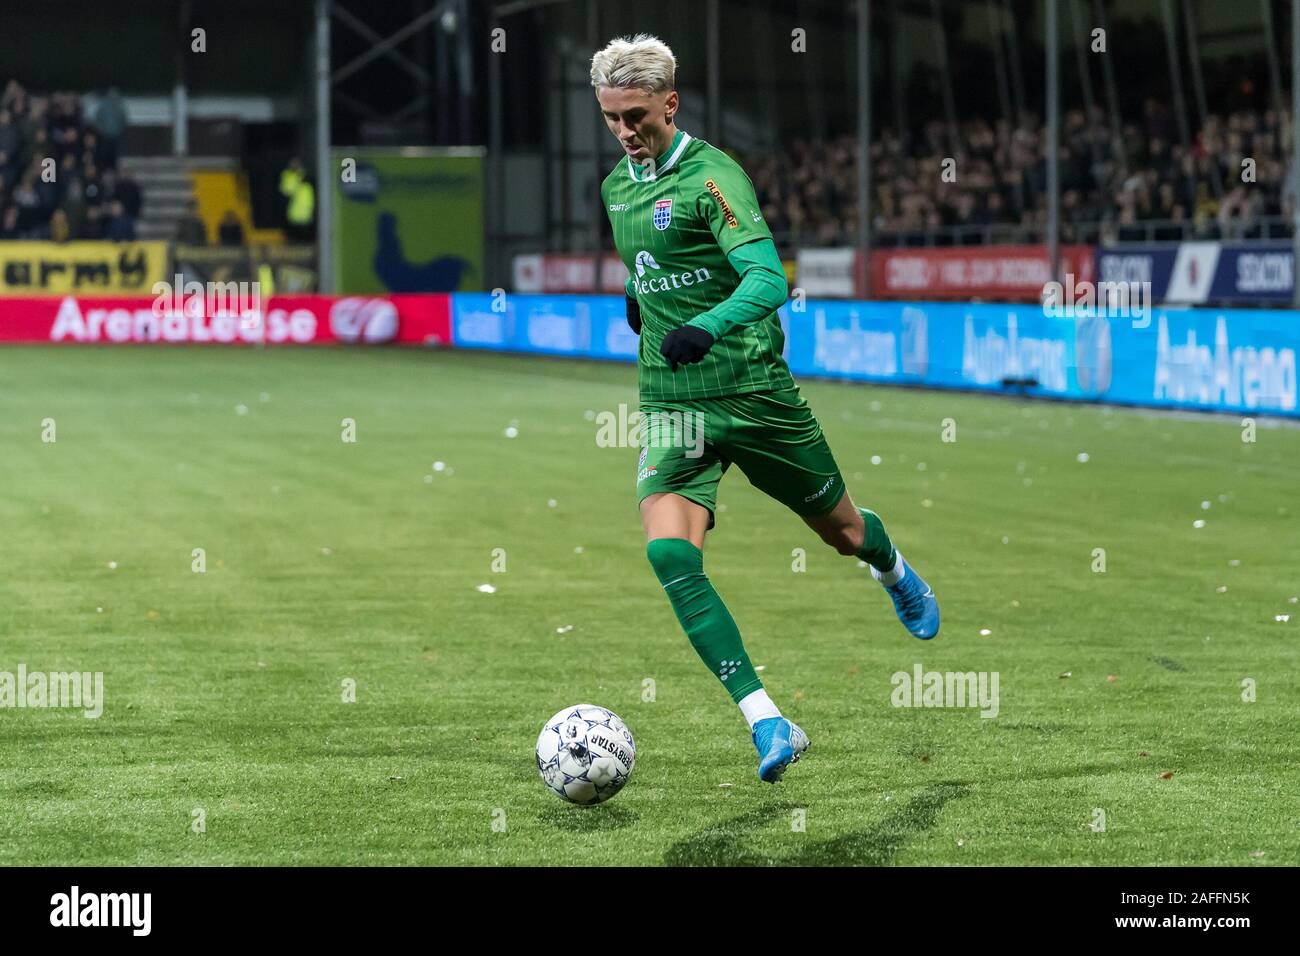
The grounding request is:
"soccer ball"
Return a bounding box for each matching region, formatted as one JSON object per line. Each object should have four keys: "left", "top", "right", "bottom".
{"left": 535, "top": 704, "right": 636, "bottom": 805}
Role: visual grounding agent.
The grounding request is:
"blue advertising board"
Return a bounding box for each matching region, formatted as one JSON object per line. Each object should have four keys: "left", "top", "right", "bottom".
{"left": 451, "top": 292, "right": 639, "bottom": 360}
{"left": 449, "top": 294, "right": 1297, "bottom": 418}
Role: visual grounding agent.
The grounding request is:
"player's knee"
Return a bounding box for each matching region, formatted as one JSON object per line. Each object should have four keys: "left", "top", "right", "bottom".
{"left": 646, "top": 537, "right": 703, "bottom": 586}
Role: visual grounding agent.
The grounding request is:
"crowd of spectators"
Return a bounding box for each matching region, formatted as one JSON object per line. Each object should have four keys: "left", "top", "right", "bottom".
{"left": 748, "top": 100, "right": 1296, "bottom": 249}
{"left": 0, "top": 81, "right": 142, "bottom": 242}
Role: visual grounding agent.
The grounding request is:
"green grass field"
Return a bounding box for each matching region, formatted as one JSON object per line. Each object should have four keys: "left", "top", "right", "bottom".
{"left": 1, "top": 345, "right": 1297, "bottom": 866}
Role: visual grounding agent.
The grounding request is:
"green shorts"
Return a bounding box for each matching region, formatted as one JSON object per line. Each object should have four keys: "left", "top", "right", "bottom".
{"left": 636, "top": 386, "right": 846, "bottom": 525}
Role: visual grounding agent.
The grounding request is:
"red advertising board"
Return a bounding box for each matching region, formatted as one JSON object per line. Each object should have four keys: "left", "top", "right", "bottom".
{"left": 865, "top": 245, "right": 1096, "bottom": 300}
{"left": 513, "top": 253, "right": 628, "bottom": 293}
{"left": 0, "top": 295, "right": 451, "bottom": 345}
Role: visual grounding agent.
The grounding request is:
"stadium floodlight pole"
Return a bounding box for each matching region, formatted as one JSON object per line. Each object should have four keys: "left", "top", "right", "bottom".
{"left": 707, "top": 0, "right": 720, "bottom": 144}
{"left": 929, "top": 0, "right": 959, "bottom": 160}
{"left": 174, "top": 0, "right": 191, "bottom": 156}
{"left": 857, "top": 0, "right": 871, "bottom": 296}
{"left": 488, "top": 9, "right": 503, "bottom": 291}
{"left": 1263, "top": 0, "right": 1287, "bottom": 120}
{"left": 1046, "top": 0, "right": 1060, "bottom": 286}
{"left": 988, "top": 0, "right": 1013, "bottom": 138}
{"left": 316, "top": 0, "right": 333, "bottom": 294}
{"left": 588, "top": 0, "right": 603, "bottom": 285}
{"left": 1093, "top": 0, "right": 1126, "bottom": 178}
{"left": 1293, "top": 0, "right": 1299, "bottom": 306}
{"left": 1160, "top": 0, "right": 1196, "bottom": 205}
{"left": 1181, "top": 0, "right": 1220, "bottom": 202}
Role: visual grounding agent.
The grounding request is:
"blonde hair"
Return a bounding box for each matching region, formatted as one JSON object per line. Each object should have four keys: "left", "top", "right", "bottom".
{"left": 590, "top": 34, "right": 677, "bottom": 94}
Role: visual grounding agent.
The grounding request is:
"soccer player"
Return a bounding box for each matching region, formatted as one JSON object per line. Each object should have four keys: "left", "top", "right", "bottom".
{"left": 592, "top": 34, "right": 940, "bottom": 783}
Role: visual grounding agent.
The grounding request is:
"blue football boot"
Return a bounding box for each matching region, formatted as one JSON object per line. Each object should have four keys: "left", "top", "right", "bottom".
{"left": 876, "top": 554, "right": 940, "bottom": 640}
{"left": 751, "top": 716, "right": 810, "bottom": 783}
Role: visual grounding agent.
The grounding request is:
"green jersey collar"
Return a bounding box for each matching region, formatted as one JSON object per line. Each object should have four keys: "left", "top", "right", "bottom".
{"left": 626, "top": 129, "right": 691, "bottom": 182}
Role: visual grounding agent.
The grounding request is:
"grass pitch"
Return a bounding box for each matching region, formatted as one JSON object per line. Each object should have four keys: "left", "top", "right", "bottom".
{"left": 1, "top": 345, "right": 1296, "bottom": 866}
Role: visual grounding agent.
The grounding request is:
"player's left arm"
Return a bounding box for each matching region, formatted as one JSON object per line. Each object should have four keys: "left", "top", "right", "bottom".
{"left": 686, "top": 238, "right": 787, "bottom": 340}
{"left": 659, "top": 166, "right": 787, "bottom": 368}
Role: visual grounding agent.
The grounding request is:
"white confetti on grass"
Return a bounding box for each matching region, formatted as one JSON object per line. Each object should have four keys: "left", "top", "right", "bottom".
{"left": 1276, "top": 615, "right": 1291, "bottom": 623}
{"left": 1193, "top": 519, "right": 1206, "bottom": 529}
{"left": 477, "top": 584, "right": 496, "bottom": 594}
{"left": 870, "top": 455, "right": 882, "bottom": 465}
{"left": 1289, "top": 597, "right": 1298, "bottom": 605}
{"left": 1076, "top": 452, "right": 1089, "bottom": 463}
{"left": 979, "top": 629, "right": 992, "bottom": 636}
{"left": 583, "top": 410, "right": 595, "bottom": 421}
{"left": 1201, "top": 500, "right": 1211, "bottom": 510}
{"left": 547, "top": 499, "right": 558, "bottom": 508}
{"left": 1228, "top": 559, "right": 1241, "bottom": 567}
{"left": 107, "top": 561, "right": 118, "bottom": 570}
{"left": 504, "top": 426, "right": 519, "bottom": 438}
{"left": 921, "top": 498, "right": 933, "bottom": 508}
{"left": 574, "top": 546, "right": 585, "bottom": 554}
{"left": 555, "top": 625, "right": 573, "bottom": 634}
{"left": 433, "top": 461, "right": 446, "bottom": 472}
{"left": 235, "top": 404, "right": 249, "bottom": 415}
{"left": 1216, "top": 586, "right": 1228, "bottom": 593}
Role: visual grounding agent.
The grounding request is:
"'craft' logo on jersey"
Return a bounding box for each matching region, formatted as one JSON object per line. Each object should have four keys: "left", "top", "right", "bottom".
{"left": 704, "top": 179, "right": 739, "bottom": 229}
{"left": 631, "top": 250, "right": 712, "bottom": 295}
{"left": 653, "top": 199, "right": 673, "bottom": 230}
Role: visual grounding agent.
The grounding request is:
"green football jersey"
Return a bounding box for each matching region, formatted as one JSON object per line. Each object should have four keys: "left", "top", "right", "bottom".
{"left": 601, "top": 130, "right": 795, "bottom": 401}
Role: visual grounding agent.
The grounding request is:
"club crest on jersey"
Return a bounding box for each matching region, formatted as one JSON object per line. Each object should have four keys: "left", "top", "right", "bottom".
{"left": 652, "top": 199, "right": 673, "bottom": 230}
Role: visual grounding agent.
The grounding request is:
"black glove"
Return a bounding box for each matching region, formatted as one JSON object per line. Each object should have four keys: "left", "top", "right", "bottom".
{"left": 659, "top": 325, "right": 715, "bottom": 370}
{"left": 625, "top": 293, "right": 641, "bottom": 335}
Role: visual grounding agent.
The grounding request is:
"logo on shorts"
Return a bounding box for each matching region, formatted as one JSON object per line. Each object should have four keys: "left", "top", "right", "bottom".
{"left": 653, "top": 199, "right": 673, "bottom": 230}
{"left": 636, "top": 465, "right": 658, "bottom": 484}
{"left": 803, "top": 475, "right": 837, "bottom": 503}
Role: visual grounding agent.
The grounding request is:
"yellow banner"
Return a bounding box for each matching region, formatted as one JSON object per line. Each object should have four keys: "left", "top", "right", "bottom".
{"left": 0, "top": 242, "right": 168, "bottom": 295}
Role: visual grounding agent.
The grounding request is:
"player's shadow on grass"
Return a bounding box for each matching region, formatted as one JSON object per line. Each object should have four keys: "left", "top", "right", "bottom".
{"left": 539, "top": 801, "right": 641, "bottom": 831}
{"left": 662, "top": 781, "right": 970, "bottom": 866}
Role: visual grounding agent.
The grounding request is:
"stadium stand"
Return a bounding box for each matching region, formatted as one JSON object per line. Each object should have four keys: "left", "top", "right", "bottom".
{"left": 750, "top": 103, "right": 1296, "bottom": 251}
{"left": 0, "top": 81, "right": 140, "bottom": 241}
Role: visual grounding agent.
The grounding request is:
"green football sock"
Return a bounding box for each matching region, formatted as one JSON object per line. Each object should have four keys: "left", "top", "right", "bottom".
{"left": 855, "top": 507, "right": 897, "bottom": 572}
{"left": 646, "top": 537, "right": 762, "bottom": 704}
